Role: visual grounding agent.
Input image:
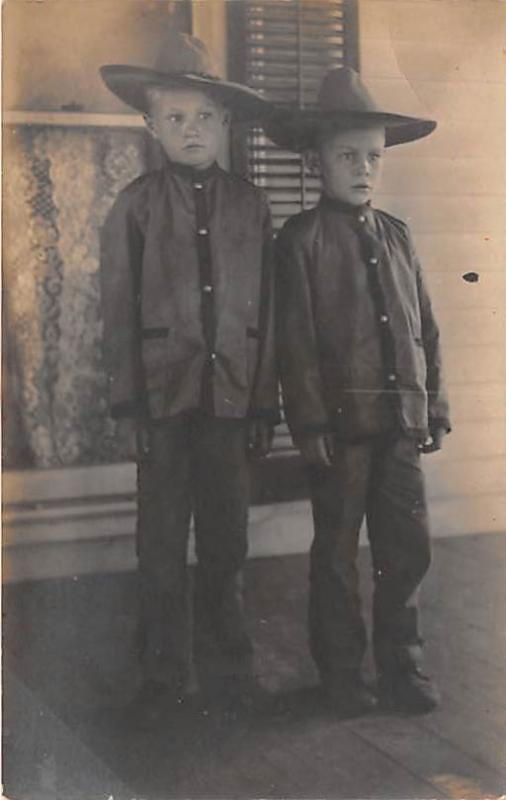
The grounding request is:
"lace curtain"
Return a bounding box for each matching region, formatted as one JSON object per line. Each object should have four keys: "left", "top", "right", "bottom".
{"left": 3, "top": 124, "right": 149, "bottom": 467}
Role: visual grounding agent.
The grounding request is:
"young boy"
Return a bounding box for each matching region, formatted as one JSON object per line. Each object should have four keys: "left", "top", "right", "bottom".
{"left": 271, "top": 68, "right": 451, "bottom": 716}
{"left": 99, "top": 33, "right": 278, "bottom": 724}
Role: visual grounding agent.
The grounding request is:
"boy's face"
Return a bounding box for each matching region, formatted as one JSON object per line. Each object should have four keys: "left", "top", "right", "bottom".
{"left": 315, "top": 125, "right": 385, "bottom": 206}
{"left": 145, "top": 87, "right": 229, "bottom": 170}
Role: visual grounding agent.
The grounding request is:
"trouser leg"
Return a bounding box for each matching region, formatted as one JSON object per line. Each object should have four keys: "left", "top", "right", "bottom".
{"left": 136, "top": 416, "right": 192, "bottom": 691}
{"left": 190, "top": 415, "right": 253, "bottom": 687}
{"left": 307, "top": 443, "right": 372, "bottom": 682}
{"left": 366, "top": 437, "right": 432, "bottom": 675}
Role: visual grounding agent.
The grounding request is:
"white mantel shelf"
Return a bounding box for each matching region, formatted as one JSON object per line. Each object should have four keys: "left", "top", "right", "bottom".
{"left": 4, "top": 110, "right": 145, "bottom": 129}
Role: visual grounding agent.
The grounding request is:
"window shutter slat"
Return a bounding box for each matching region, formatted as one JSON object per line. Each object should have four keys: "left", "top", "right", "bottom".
{"left": 230, "top": 0, "right": 358, "bottom": 231}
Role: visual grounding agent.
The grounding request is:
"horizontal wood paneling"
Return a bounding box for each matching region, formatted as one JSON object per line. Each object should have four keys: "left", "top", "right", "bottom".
{"left": 426, "top": 454, "right": 506, "bottom": 497}
{"left": 378, "top": 157, "right": 506, "bottom": 197}
{"left": 424, "top": 272, "right": 506, "bottom": 311}
{"left": 359, "top": 0, "right": 506, "bottom": 45}
{"left": 443, "top": 345, "right": 505, "bottom": 386}
{"left": 360, "top": 38, "right": 506, "bottom": 83}
{"left": 411, "top": 233, "right": 505, "bottom": 272}
{"left": 448, "top": 383, "right": 506, "bottom": 422}
{"left": 365, "top": 79, "right": 506, "bottom": 125}
{"left": 438, "top": 419, "right": 505, "bottom": 460}
{"left": 388, "top": 121, "right": 506, "bottom": 160}
{"left": 358, "top": 0, "right": 506, "bottom": 493}
{"left": 375, "top": 195, "right": 506, "bottom": 234}
{"left": 437, "top": 308, "right": 506, "bottom": 347}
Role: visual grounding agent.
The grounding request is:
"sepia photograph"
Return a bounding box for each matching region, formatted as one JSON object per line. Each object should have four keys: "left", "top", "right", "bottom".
{"left": 2, "top": 1, "right": 506, "bottom": 798}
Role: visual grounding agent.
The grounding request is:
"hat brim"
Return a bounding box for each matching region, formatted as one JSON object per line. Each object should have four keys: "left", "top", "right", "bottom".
{"left": 265, "top": 108, "right": 437, "bottom": 150}
{"left": 100, "top": 65, "right": 273, "bottom": 122}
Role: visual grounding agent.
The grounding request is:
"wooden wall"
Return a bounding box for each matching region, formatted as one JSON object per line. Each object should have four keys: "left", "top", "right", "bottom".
{"left": 358, "top": 0, "right": 506, "bottom": 531}
{"left": 4, "top": 2, "right": 505, "bottom": 583}
{"left": 2, "top": 0, "right": 191, "bottom": 114}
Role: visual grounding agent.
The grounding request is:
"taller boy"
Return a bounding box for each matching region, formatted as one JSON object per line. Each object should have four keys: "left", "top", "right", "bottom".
{"left": 271, "top": 68, "right": 451, "bottom": 716}
{"left": 100, "top": 33, "right": 278, "bottom": 722}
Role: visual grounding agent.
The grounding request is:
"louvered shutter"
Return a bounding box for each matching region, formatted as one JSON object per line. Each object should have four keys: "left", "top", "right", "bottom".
{"left": 229, "top": 0, "right": 359, "bottom": 231}
{"left": 228, "top": 2, "right": 359, "bottom": 499}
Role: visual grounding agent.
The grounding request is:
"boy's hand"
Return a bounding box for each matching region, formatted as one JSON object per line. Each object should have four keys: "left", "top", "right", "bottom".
{"left": 248, "top": 418, "right": 274, "bottom": 459}
{"left": 298, "top": 433, "right": 334, "bottom": 467}
{"left": 419, "top": 426, "right": 447, "bottom": 454}
{"left": 116, "top": 418, "right": 150, "bottom": 461}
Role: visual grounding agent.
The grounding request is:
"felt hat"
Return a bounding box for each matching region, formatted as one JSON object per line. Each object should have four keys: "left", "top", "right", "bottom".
{"left": 100, "top": 31, "right": 272, "bottom": 122}
{"left": 266, "top": 67, "right": 437, "bottom": 150}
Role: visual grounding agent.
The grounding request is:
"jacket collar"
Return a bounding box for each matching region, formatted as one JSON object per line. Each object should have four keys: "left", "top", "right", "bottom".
{"left": 319, "top": 194, "right": 373, "bottom": 219}
{"left": 166, "top": 159, "right": 220, "bottom": 183}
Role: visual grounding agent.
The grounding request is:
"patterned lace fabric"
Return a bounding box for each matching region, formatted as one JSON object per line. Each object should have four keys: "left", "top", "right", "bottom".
{"left": 3, "top": 125, "right": 147, "bottom": 467}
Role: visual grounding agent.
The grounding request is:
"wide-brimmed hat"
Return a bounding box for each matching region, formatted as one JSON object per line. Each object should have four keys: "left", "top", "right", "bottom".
{"left": 266, "top": 67, "right": 437, "bottom": 150}
{"left": 100, "top": 31, "right": 272, "bottom": 122}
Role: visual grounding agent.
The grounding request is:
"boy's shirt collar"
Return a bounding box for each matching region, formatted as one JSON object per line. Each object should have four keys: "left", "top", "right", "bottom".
{"left": 319, "top": 194, "right": 373, "bottom": 220}
{"left": 166, "top": 159, "right": 220, "bottom": 183}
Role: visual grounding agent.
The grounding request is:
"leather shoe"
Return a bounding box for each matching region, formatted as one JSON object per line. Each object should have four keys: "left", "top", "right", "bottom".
{"left": 378, "top": 667, "right": 440, "bottom": 714}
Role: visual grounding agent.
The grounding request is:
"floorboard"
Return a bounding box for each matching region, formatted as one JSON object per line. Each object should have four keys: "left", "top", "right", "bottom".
{"left": 3, "top": 532, "right": 506, "bottom": 799}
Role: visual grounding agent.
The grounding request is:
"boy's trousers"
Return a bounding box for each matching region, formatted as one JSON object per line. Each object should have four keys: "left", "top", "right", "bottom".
{"left": 135, "top": 411, "right": 253, "bottom": 693}
{"left": 307, "top": 435, "right": 431, "bottom": 683}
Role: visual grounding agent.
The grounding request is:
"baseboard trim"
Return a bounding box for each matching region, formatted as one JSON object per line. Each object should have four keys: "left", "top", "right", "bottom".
{"left": 3, "top": 494, "right": 506, "bottom": 584}
{"left": 3, "top": 460, "right": 506, "bottom": 583}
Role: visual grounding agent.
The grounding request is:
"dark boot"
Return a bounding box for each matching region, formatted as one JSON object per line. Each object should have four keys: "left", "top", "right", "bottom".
{"left": 323, "top": 672, "right": 377, "bottom": 718}
{"left": 376, "top": 641, "right": 440, "bottom": 714}
{"left": 377, "top": 666, "right": 440, "bottom": 714}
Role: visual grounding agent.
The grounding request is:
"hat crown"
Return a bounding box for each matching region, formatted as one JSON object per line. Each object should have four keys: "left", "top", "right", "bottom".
{"left": 152, "top": 31, "right": 219, "bottom": 78}
{"left": 100, "top": 30, "right": 271, "bottom": 120}
{"left": 266, "top": 66, "right": 436, "bottom": 150}
{"left": 318, "top": 67, "right": 380, "bottom": 114}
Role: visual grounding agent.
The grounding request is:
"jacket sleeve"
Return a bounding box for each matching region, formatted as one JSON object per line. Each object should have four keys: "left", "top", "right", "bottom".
{"left": 99, "top": 188, "right": 145, "bottom": 419}
{"left": 275, "top": 221, "right": 330, "bottom": 438}
{"left": 249, "top": 196, "right": 281, "bottom": 425}
{"left": 411, "top": 236, "right": 452, "bottom": 433}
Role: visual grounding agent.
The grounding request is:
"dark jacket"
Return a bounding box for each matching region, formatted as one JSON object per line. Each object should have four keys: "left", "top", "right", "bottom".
{"left": 276, "top": 197, "right": 451, "bottom": 441}
{"left": 100, "top": 161, "right": 278, "bottom": 423}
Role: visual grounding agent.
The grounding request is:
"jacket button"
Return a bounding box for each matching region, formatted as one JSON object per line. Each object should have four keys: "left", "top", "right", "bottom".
{"left": 210, "top": 352, "right": 217, "bottom": 361}
{"left": 336, "top": 407, "right": 343, "bottom": 414}
{"left": 380, "top": 314, "right": 389, "bottom": 323}
{"left": 198, "top": 228, "right": 208, "bottom": 235}
{"left": 358, "top": 215, "right": 366, "bottom": 223}
{"left": 387, "top": 373, "right": 396, "bottom": 382}
{"left": 202, "top": 284, "right": 213, "bottom": 293}
{"left": 369, "top": 257, "right": 379, "bottom": 265}
{"left": 194, "top": 183, "right": 203, "bottom": 189}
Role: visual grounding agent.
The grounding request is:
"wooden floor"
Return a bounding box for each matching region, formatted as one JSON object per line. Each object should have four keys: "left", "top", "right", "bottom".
{"left": 3, "top": 532, "right": 506, "bottom": 800}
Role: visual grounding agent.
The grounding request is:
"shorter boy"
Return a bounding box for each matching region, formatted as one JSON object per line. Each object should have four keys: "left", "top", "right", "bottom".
{"left": 99, "top": 33, "right": 278, "bottom": 725}
{"left": 271, "top": 68, "right": 450, "bottom": 716}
